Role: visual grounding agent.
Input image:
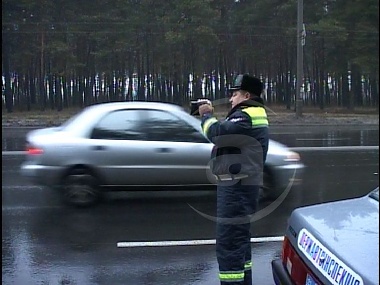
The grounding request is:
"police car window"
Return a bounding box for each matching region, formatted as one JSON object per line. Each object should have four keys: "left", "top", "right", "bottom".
{"left": 90, "top": 109, "right": 145, "bottom": 140}
{"left": 143, "top": 110, "right": 208, "bottom": 143}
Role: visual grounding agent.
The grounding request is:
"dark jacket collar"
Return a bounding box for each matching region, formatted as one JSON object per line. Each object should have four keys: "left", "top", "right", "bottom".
{"left": 226, "top": 97, "right": 265, "bottom": 117}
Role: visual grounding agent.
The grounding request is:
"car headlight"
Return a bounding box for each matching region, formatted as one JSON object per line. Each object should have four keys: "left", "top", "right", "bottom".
{"left": 284, "top": 151, "right": 301, "bottom": 162}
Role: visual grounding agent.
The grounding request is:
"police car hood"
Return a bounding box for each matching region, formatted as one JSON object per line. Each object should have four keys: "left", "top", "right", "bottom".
{"left": 288, "top": 192, "right": 379, "bottom": 285}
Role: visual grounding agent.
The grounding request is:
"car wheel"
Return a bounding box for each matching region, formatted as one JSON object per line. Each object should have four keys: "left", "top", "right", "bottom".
{"left": 61, "top": 168, "right": 101, "bottom": 207}
{"left": 260, "top": 170, "right": 273, "bottom": 201}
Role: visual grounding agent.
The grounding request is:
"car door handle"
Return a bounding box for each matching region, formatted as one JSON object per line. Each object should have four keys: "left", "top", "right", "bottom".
{"left": 92, "top": 145, "right": 107, "bottom": 151}
{"left": 155, "top": 147, "right": 172, "bottom": 153}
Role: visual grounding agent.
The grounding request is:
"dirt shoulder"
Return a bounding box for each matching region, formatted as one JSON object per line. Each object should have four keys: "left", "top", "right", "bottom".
{"left": 2, "top": 106, "right": 379, "bottom": 127}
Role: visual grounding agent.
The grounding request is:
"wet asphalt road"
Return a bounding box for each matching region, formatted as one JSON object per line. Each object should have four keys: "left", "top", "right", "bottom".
{"left": 2, "top": 126, "right": 379, "bottom": 285}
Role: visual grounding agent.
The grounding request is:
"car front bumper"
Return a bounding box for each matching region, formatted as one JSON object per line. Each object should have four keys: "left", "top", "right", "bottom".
{"left": 271, "top": 259, "right": 294, "bottom": 285}
{"left": 271, "top": 163, "right": 304, "bottom": 193}
{"left": 20, "top": 161, "right": 63, "bottom": 186}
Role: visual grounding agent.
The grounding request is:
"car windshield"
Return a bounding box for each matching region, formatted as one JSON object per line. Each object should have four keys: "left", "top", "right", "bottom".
{"left": 369, "top": 187, "right": 379, "bottom": 201}
{"left": 179, "top": 111, "right": 204, "bottom": 132}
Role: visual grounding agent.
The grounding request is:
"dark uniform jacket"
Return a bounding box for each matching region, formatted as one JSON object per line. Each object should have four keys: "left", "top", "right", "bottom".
{"left": 201, "top": 97, "right": 269, "bottom": 179}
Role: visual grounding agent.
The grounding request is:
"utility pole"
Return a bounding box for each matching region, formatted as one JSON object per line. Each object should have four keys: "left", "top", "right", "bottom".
{"left": 296, "top": 0, "right": 304, "bottom": 118}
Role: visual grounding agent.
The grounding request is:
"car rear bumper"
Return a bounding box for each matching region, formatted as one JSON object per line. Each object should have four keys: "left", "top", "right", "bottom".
{"left": 20, "top": 161, "right": 63, "bottom": 186}
{"left": 271, "top": 259, "right": 294, "bottom": 285}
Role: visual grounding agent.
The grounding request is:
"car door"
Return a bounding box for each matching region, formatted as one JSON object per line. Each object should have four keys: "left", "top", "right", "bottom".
{"left": 87, "top": 108, "right": 156, "bottom": 186}
{"left": 139, "top": 109, "right": 214, "bottom": 186}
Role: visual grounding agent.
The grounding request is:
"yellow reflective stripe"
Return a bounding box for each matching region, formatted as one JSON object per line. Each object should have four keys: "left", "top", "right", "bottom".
{"left": 244, "top": 260, "right": 252, "bottom": 270}
{"left": 202, "top": 117, "right": 218, "bottom": 135}
{"left": 242, "top": 107, "right": 269, "bottom": 126}
{"left": 219, "top": 271, "right": 245, "bottom": 282}
{"left": 253, "top": 118, "right": 268, "bottom": 126}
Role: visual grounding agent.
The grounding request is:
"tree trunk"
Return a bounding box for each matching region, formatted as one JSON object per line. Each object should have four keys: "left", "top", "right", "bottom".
{"left": 55, "top": 75, "right": 63, "bottom": 111}
{"left": 62, "top": 75, "right": 69, "bottom": 108}
{"left": 48, "top": 74, "right": 55, "bottom": 110}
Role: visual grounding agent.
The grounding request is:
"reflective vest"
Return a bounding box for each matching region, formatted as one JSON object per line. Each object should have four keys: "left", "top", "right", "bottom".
{"left": 242, "top": 106, "right": 269, "bottom": 128}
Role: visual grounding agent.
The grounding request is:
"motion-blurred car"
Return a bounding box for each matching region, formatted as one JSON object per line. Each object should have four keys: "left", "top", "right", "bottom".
{"left": 20, "top": 102, "right": 304, "bottom": 206}
{"left": 272, "top": 187, "right": 379, "bottom": 285}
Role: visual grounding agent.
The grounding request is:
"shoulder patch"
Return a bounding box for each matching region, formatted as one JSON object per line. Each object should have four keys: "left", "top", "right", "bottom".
{"left": 228, "top": 117, "right": 244, "bottom": 123}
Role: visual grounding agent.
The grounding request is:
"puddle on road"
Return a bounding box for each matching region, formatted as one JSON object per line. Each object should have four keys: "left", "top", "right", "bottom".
{"left": 270, "top": 129, "right": 379, "bottom": 147}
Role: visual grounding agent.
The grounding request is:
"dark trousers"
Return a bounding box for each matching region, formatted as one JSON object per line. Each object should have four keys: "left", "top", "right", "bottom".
{"left": 216, "top": 179, "right": 260, "bottom": 285}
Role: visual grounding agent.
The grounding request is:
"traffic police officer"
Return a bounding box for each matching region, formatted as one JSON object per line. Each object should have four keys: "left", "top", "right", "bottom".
{"left": 199, "top": 74, "right": 269, "bottom": 285}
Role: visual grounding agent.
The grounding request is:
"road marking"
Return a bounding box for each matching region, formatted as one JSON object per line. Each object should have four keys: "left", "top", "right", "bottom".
{"left": 117, "top": 236, "right": 284, "bottom": 248}
{"left": 2, "top": 205, "right": 62, "bottom": 211}
{"left": 290, "top": 146, "right": 379, "bottom": 151}
{"left": 2, "top": 126, "right": 39, "bottom": 129}
{"left": 2, "top": 151, "right": 25, "bottom": 156}
{"left": 296, "top": 138, "right": 349, "bottom": 141}
{"left": 2, "top": 185, "right": 44, "bottom": 190}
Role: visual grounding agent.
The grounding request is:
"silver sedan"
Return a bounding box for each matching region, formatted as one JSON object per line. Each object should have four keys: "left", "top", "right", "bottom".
{"left": 20, "top": 101, "right": 304, "bottom": 207}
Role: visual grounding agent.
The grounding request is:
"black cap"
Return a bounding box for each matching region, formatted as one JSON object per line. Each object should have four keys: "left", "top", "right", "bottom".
{"left": 229, "top": 74, "right": 263, "bottom": 96}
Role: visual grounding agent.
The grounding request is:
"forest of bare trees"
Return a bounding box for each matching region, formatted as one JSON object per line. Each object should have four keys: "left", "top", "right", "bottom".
{"left": 2, "top": 0, "right": 379, "bottom": 113}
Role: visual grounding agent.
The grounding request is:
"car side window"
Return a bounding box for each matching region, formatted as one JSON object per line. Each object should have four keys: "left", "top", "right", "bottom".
{"left": 90, "top": 109, "right": 146, "bottom": 140}
{"left": 143, "top": 110, "right": 208, "bottom": 143}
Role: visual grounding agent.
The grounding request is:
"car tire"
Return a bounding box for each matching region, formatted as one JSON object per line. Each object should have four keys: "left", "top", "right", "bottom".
{"left": 61, "top": 168, "right": 102, "bottom": 207}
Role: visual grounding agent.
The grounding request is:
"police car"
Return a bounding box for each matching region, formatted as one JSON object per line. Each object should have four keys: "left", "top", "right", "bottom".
{"left": 271, "top": 187, "right": 379, "bottom": 285}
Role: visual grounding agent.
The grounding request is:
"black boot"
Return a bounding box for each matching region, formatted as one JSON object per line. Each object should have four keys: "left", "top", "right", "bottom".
{"left": 243, "top": 270, "right": 252, "bottom": 285}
